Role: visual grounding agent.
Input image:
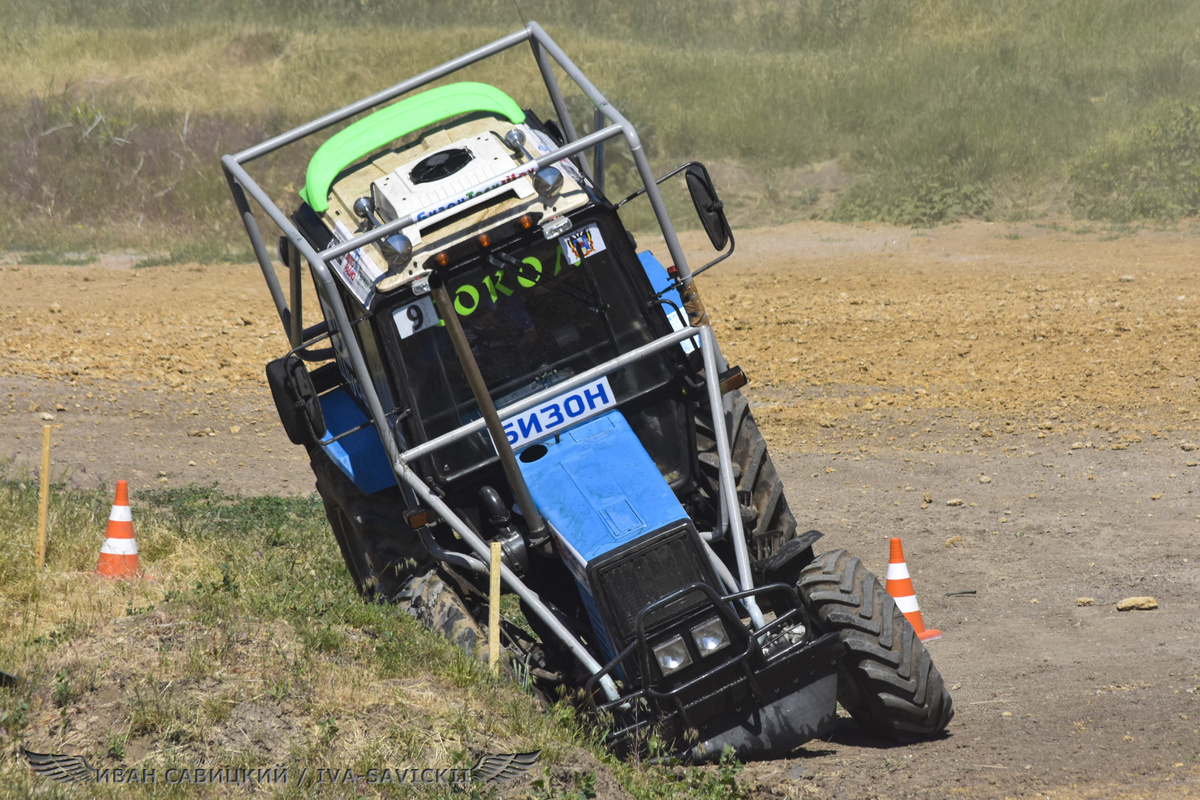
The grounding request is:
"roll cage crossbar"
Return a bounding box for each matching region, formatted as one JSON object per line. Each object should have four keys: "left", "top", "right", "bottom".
{"left": 221, "top": 23, "right": 754, "bottom": 702}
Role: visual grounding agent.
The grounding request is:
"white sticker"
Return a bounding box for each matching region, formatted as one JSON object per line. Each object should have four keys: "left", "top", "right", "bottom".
{"left": 331, "top": 220, "right": 384, "bottom": 306}
{"left": 495, "top": 375, "right": 616, "bottom": 451}
{"left": 559, "top": 224, "right": 606, "bottom": 267}
{"left": 392, "top": 296, "right": 438, "bottom": 339}
{"left": 664, "top": 304, "right": 697, "bottom": 355}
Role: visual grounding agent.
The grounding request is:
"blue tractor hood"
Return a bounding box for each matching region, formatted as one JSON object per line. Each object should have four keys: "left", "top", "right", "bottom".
{"left": 516, "top": 410, "right": 689, "bottom": 591}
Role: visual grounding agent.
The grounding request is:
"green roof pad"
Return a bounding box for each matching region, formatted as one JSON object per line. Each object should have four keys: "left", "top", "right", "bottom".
{"left": 301, "top": 82, "right": 526, "bottom": 214}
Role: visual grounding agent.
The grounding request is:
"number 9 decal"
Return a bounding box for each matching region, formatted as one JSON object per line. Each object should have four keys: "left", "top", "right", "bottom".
{"left": 392, "top": 296, "right": 438, "bottom": 340}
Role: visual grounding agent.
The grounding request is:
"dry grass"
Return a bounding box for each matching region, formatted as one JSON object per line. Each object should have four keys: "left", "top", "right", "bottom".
{"left": 0, "top": 475, "right": 756, "bottom": 798}
{"left": 5, "top": 2, "right": 1200, "bottom": 253}
{"left": 0, "top": 479, "right": 591, "bottom": 798}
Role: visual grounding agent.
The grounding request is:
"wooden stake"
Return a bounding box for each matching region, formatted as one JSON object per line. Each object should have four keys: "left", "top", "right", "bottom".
{"left": 36, "top": 425, "right": 51, "bottom": 569}
{"left": 489, "top": 541, "right": 502, "bottom": 670}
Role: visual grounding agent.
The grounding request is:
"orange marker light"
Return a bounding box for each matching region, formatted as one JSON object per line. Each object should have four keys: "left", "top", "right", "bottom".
{"left": 518, "top": 214, "right": 534, "bottom": 230}
{"left": 434, "top": 252, "right": 450, "bottom": 267}
{"left": 477, "top": 233, "right": 492, "bottom": 248}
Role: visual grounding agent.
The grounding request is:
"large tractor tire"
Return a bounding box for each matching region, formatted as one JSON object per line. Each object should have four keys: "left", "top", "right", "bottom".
{"left": 695, "top": 388, "right": 797, "bottom": 568}
{"left": 322, "top": 501, "right": 376, "bottom": 595}
{"left": 310, "top": 446, "right": 430, "bottom": 600}
{"left": 403, "top": 568, "right": 488, "bottom": 661}
{"left": 797, "top": 549, "right": 954, "bottom": 741}
{"left": 310, "top": 449, "right": 556, "bottom": 685}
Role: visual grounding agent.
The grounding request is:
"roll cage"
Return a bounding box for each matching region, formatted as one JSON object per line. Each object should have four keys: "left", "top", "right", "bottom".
{"left": 221, "top": 22, "right": 752, "bottom": 702}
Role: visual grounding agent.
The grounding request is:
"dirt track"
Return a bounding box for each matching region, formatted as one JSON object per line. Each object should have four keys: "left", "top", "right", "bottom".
{"left": 3, "top": 220, "right": 1199, "bottom": 798}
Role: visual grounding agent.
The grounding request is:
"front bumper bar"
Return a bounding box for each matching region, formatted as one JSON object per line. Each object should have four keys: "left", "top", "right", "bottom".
{"left": 586, "top": 582, "right": 845, "bottom": 762}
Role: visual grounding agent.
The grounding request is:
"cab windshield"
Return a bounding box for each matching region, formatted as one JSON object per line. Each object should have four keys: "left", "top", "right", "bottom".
{"left": 394, "top": 215, "right": 668, "bottom": 478}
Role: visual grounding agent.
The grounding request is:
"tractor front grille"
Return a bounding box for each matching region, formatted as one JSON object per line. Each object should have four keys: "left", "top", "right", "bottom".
{"left": 587, "top": 523, "right": 718, "bottom": 650}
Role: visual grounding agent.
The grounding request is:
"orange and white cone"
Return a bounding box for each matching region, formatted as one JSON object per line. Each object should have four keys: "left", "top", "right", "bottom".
{"left": 96, "top": 480, "right": 141, "bottom": 578}
{"left": 885, "top": 537, "right": 940, "bottom": 642}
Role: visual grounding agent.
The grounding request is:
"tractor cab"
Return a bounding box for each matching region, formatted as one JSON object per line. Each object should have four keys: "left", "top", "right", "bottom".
{"left": 290, "top": 83, "right": 698, "bottom": 511}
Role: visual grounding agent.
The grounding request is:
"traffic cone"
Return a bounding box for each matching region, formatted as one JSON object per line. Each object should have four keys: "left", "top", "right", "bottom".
{"left": 885, "top": 537, "right": 940, "bottom": 642}
{"left": 96, "top": 480, "right": 141, "bottom": 578}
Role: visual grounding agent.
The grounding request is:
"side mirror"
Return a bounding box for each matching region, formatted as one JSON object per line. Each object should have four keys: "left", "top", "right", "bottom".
{"left": 685, "top": 164, "right": 730, "bottom": 251}
{"left": 613, "top": 160, "right": 735, "bottom": 277}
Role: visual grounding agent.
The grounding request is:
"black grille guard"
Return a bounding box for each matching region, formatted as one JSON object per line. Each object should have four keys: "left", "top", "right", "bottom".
{"left": 585, "top": 581, "right": 840, "bottom": 743}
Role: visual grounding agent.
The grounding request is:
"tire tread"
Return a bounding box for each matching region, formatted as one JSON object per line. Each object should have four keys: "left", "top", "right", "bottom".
{"left": 798, "top": 549, "right": 954, "bottom": 740}
{"left": 696, "top": 388, "right": 798, "bottom": 565}
{"left": 405, "top": 569, "right": 487, "bottom": 661}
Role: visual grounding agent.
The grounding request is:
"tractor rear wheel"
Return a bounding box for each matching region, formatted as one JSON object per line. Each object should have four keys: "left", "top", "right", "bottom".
{"left": 309, "top": 450, "right": 557, "bottom": 685}
{"left": 310, "top": 446, "right": 429, "bottom": 600}
{"left": 796, "top": 549, "right": 954, "bottom": 741}
{"left": 695, "top": 388, "right": 797, "bottom": 569}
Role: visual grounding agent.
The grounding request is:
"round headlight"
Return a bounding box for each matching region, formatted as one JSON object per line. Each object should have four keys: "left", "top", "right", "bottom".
{"left": 689, "top": 618, "right": 731, "bottom": 657}
{"left": 533, "top": 166, "right": 564, "bottom": 198}
{"left": 652, "top": 635, "right": 693, "bottom": 676}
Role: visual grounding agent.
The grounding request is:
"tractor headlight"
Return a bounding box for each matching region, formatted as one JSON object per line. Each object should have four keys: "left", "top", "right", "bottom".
{"left": 689, "top": 617, "right": 730, "bottom": 657}
{"left": 542, "top": 215, "right": 572, "bottom": 240}
{"left": 375, "top": 233, "right": 414, "bottom": 293}
{"left": 652, "top": 635, "right": 693, "bottom": 676}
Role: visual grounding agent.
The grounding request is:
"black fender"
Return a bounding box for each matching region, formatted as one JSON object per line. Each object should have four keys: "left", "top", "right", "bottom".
{"left": 760, "top": 529, "right": 824, "bottom": 583}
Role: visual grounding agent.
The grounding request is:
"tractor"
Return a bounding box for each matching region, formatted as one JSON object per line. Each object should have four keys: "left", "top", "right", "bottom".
{"left": 222, "top": 22, "right": 953, "bottom": 761}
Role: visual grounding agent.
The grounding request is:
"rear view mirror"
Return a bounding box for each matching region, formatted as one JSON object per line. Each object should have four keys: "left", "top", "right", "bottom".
{"left": 685, "top": 164, "right": 729, "bottom": 251}
{"left": 614, "top": 160, "right": 735, "bottom": 277}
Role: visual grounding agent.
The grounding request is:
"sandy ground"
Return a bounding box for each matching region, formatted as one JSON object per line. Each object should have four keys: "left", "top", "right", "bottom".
{"left": 3, "top": 220, "right": 1199, "bottom": 798}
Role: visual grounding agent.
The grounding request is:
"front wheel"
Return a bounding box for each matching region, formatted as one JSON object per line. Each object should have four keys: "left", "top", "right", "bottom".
{"left": 309, "top": 446, "right": 429, "bottom": 600}
{"left": 797, "top": 549, "right": 954, "bottom": 741}
{"left": 403, "top": 567, "right": 488, "bottom": 661}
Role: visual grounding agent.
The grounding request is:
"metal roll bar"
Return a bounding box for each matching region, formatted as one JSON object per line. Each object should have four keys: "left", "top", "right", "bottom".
{"left": 221, "top": 22, "right": 749, "bottom": 702}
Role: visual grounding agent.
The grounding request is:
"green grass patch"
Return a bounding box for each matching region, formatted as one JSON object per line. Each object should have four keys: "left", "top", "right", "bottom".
{"left": 1070, "top": 102, "right": 1200, "bottom": 222}
{"left": 16, "top": 251, "right": 97, "bottom": 266}
{"left": 832, "top": 171, "right": 993, "bottom": 226}
{"left": 0, "top": 475, "right": 752, "bottom": 799}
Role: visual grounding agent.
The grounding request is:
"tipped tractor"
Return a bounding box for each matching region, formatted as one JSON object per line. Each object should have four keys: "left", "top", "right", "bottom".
{"left": 223, "top": 23, "right": 952, "bottom": 761}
